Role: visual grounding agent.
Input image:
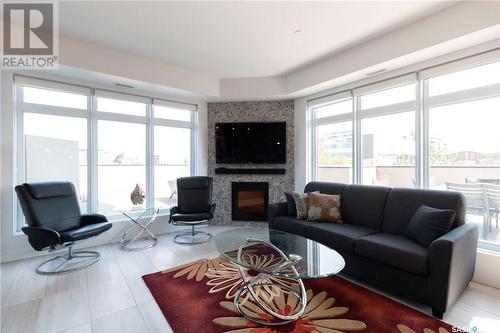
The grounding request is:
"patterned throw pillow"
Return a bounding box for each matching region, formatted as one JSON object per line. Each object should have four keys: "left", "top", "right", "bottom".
{"left": 307, "top": 192, "right": 342, "bottom": 223}
{"left": 291, "top": 191, "right": 313, "bottom": 219}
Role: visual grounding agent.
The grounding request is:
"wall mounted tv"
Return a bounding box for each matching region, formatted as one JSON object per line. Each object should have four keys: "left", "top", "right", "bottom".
{"left": 216, "top": 122, "right": 286, "bottom": 164}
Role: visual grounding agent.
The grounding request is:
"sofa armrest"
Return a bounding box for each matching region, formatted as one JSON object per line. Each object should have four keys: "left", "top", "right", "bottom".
{"left": 21, "top": 226, "right": 61, "bottom": 251}
{"left": 268, "top": 202, "right": 288, "bottom": 229}
{"left": 81, "top": 213, "right": 108, "bottom": 226}
{"left": 428, "top": 223, "right": 478, "bottom": 314}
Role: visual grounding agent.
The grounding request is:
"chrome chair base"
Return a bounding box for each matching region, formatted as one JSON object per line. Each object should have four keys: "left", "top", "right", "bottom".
{"left": 174, "top": 227, "right": 213, "bottom": 244}
{"left": 36, "top": 246, "right": 100, "bottom": 275}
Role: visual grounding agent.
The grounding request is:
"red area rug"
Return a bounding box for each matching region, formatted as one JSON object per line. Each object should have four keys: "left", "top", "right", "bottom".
{"left": 143, "top": 256, "right": 454, "bottom": 333}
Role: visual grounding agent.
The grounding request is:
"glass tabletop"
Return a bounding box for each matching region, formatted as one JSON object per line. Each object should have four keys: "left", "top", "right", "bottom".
{"left": 120, "top": 207, "right": 160, "bottom": 220}
{"left": 212, "top": 227, "right": 345, "bottom": 279}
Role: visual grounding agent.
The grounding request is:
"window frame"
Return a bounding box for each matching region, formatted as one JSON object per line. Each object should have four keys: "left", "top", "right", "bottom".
{"left": 309, "top": 93, "right": 354, "bottom": 183}
{"left": 14, "top": 76, "right": 197, "bottom": 230}
{"left": 308, "top": 50, "right": 500, "bottom": 252}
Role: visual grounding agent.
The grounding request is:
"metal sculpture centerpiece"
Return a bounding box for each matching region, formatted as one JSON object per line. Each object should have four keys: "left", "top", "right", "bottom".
{"left": 233, "top": 237, "right": 307, "bottom": 325}
{"left": 213, "top": 228, "right": 345, "bottom": 326}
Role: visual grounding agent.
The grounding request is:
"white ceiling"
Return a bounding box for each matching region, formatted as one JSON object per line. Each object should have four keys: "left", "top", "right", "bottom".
{"left": 59, "top": 1, "right": 454, "bottom": 79}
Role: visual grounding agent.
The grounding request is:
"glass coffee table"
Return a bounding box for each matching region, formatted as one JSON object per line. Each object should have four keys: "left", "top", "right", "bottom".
{"left": 213, "top": 227, "right": 345, "bottom": 325}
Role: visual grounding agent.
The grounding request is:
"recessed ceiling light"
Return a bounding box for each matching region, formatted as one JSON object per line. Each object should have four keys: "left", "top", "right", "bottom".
{"left": 294, "top": 29, "right": 303, "bottom": 34}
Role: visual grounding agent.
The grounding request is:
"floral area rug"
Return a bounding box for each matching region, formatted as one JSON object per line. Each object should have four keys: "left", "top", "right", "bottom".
{"left": 142, "top": 254, "right": 454, "bottom": 333}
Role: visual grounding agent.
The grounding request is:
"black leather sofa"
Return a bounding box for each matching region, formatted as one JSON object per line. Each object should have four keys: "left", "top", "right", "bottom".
{"left": 268, "top": 182, "right": 478, "bottom": 318}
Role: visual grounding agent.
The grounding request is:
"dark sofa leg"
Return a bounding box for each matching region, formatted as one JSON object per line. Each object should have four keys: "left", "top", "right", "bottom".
{"left": 432, "top": 308, "right": 444, "bottom": 319}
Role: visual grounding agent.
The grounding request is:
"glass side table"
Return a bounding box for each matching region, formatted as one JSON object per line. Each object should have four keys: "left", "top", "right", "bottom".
{"left": 120, "top": 207, "right": 160, "bottom": 251}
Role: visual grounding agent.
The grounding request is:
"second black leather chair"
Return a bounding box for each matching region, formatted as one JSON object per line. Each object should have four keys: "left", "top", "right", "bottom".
{"left": 169, "top": 176, "right": 216, "bottom": 244}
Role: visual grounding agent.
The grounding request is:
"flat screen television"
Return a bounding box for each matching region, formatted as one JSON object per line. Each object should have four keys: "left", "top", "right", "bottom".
{"left": 215, "top": 122, "right": 286, "bottom": 164}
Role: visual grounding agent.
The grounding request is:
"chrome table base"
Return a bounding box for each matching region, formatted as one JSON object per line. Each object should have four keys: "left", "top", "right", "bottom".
{"left": 233, "top": 238, "right": 307, "bottom": 325}
{"left": 121, "top": 208, "right": 159, "bottom": 251}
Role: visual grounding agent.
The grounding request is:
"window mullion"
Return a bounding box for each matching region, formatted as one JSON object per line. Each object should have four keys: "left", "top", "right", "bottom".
{"left": 191, "top": 111, "right": 196, "bottom": 176}
{"left": 89, "top": 89, "right": 98, "bottom": 213}
{"left": 415, "top": 74, "right": 424, "bottom": 189}
{"left": 146, "top": 101, "right": 154, "bottom": 209}
{"left": 310, "top": 108, "right": 318, "bottom": 181}
{"left": 15, "top": 85, "right": 25, "bottom": 232}
{"left": 353, "top": 95, "right": 361, "bottom": 184}
{"left": 422, "top": 80, "right": 430, "bottom": 189}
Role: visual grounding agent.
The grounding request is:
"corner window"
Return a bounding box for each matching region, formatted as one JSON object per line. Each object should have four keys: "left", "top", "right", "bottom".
{"left": 15, "top": 76, "right": 198, "bottom": 230}
{"left": 309, "top": 53, "right": 500, "bottom": 251}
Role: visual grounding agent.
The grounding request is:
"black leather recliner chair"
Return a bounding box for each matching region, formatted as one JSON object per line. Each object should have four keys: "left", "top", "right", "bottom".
{"left": 169, "top": 176, "right": 215, "bottom": 244}
{"left": 15, "top": 181, "right": 112, "bottom": 274}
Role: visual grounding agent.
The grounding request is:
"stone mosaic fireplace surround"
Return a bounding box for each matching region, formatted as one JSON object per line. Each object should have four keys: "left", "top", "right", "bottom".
{"left": 207, "top": 100, "right": 295, "bottom": 226}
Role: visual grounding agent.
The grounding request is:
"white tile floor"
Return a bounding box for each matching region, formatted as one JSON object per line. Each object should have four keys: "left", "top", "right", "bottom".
{"left": 1, "top": 225, "right": 499, "bottom": 333}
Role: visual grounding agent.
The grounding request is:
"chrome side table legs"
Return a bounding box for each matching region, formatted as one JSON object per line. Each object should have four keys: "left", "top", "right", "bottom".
{"left": 120, "top": 208, "right": 159, "bottom": 251}
{"left": 233, "top": 238, "right": 307, "bottom": 325}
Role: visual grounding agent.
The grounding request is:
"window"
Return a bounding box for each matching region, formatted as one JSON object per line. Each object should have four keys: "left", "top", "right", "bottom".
{"left": 154, "top": 105, "right": 192, "bottom": 121}
{"left": 309, "top": 51, "right": 500, "bottom": 250}
{"left": 359, "top": 83, "right": 416, "bottom": 187}
{"left": 96, "top": 90, "right": 148, "bottom": 117}
{"left": 360, "top": 112, "right": 415, "bottom": 187}
{"left": 426, "top": 62, "right": 500, "bottom": 246}
{"left": 154, "top": 126, "right": 191, "bottom": 208}
{"left": 360, "top": 84, "right": 415, "bottom": 109}
{"left": 428, "top": 98, "right": 500, "bottom": 188}
{"left": 98, "top": 121, "right": 147, "bottom": 215}
{"left": 316, "top": 121, "right": 352, "bottom": 183}
{"left": 15, "top": 76, "right": 197, "bottom": 230}
{"left": 310, "top": 95, "right": 353, "bottom": 183}
{"left": 23, "top": 86, "right": 87, "bottom": 109}
{"left": 315, "top": 100, "right": 352, "bottom": 118}
{"left": 428, "top": 61, "right": 500, "bottom": 97}
{"left": 23, "top": 113, "right": 88, "bottom": 211}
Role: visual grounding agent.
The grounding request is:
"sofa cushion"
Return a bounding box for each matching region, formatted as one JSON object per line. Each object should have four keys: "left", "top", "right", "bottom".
{"left": 291, "top": 192, "right": 313, "bottom": 219}
{"left": 273, "top": 216, "right": 309, "bottom": 236}
{"left": 382, "top": 188, "right": 466, "bottom": 236}
{"left": 307, "top": 192, "right": 342, "bottom": 223}
{"left": 341, "top": 185, "right": 390, "bottom": 230}
{"left": 406, "top": 205, "right": 455, "bottom": 247}
{"left": 306, "top": 223, "right": 377, "bottom": 253}
{"left": 60, "top": 222, "right": 112, "bottom": 242}
{"left": 355, "top": 233, "right": 428, "bottom": 276}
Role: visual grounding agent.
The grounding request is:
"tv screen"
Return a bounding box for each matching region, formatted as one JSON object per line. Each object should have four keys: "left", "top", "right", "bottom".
{"left": 216, "top": 122, "right": 286, "bottom": 164}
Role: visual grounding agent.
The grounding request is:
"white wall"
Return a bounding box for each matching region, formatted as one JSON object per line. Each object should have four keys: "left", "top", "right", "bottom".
{"left": 0, "top": 69, "right": 208, "bottom": 263}
{"left": 58, "top": 36, "right": 220, "bottom": 97}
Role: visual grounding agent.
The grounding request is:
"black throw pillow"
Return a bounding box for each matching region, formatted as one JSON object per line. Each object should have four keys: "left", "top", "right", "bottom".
{"left": 284, "top": 192, "right": 297, "bottom": 216}
{"left": 405, "top": 205, "right": 456, "bottom": 247}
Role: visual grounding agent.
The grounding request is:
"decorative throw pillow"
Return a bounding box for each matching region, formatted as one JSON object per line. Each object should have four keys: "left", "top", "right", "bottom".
{"left": 291, "top": 191, "right": 315, "bottom": 219}
{"left": 307, "top": 192, "right": 342, "bottom": 223}
{"left": 284, "top": 192, "right": 297, "bottom": 216}
{"left": 405, "top": 205, "right": 456, "bottom": 248}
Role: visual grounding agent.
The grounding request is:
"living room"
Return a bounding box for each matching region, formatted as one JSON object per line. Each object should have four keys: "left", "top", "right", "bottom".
{"left": 1, "top": 1, "right": 500, "bottom": 333}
